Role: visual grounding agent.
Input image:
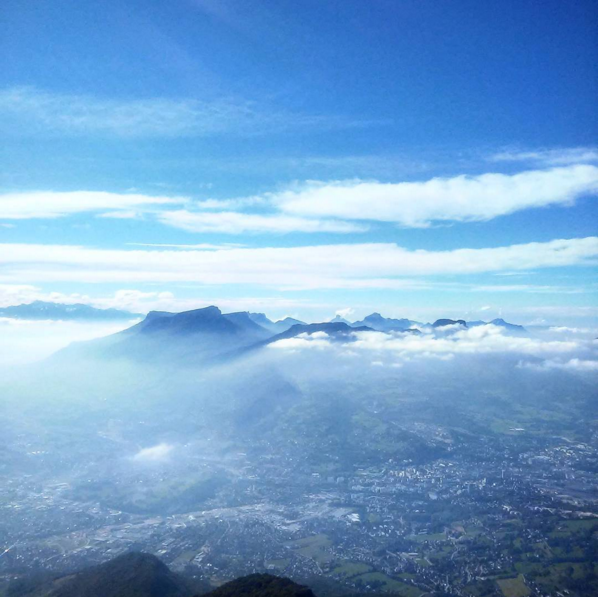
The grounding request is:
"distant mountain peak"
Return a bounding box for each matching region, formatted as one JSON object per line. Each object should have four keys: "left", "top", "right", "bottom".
{"left": 0, "top": 301, "right": 140, "bottom": 321}
{"left": 330, "top": 314, "right": 351, "bottom": 324}
{"left": 489, "top": 318, "right": 526, "bottom": 332}
{"left": 432, "top": 318, "right": 467, "bottom": 328}
{"left": 248, "top": 313, "right": 305, "bottom": 334}
{"left": 276, "top": 316, "right": 304, "bottom": 324}
{"left": 260, "top": 321, "right": 372, "bottom": 349}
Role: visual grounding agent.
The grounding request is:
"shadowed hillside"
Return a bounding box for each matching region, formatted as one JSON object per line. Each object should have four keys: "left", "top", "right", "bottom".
{"left": 201, "top": 574, "right": 315, "bottom": 597}
{"left": 7, "top": 552, "right": 200, "bottom": 597}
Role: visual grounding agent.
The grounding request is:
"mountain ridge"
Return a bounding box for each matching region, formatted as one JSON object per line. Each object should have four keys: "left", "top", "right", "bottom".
{"left": 48, "top": 306, "right": 528, "bottom": 366}
{"left": 0, "top": 300, "right": 141, "bottom": 321}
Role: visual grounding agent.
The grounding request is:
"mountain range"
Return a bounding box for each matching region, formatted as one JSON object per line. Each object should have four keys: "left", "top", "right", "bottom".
{"left": 349, "top": 312, "right": 417, "bottom": 331}
{"left": 52, "top": 305, "right": 528, "bottom": 366}
{"left": 0, "top": 301, "right": 141, "bottom": 321}
{"left": 467, "top": 318, "right": 526, "bottom": 333}
{"left": 1, "top": 300, "right": 528, "bottom": 337}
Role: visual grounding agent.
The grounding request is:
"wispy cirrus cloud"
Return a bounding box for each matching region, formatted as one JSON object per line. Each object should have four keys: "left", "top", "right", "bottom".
{"left": 489, "top": 146, "right": 598, "bottom": 167}
{"left": 0, "top": 86, "right": 377, "bottom": 138}
{"left": 471, "top": 284, "right": 586, "bottom": 295}
{"left": 0, "top": 237, "right": 595, "bottom": 287}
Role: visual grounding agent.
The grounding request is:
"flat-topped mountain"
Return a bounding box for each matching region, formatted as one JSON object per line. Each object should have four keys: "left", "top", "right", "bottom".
{"left": 0, "top": 300, "right": 140, "bottom": 321}
{"left": 133, "top": 307, "right": 267, "bottom": 337}
{"left": 54, "top": 306, "right": 272, "bottom": 365}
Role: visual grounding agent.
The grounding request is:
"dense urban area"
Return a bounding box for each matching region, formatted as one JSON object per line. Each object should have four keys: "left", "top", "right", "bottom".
{"left": 2, "top": 413, "right": 596, "bottom": 597}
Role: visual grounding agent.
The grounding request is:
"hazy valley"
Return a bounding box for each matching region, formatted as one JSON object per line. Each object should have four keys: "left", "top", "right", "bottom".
{"left": 1, "top": 306, "right": 596, "bottom": 596}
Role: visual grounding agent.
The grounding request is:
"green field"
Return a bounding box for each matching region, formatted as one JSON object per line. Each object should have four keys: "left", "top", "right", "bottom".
{"left": 331, "top": 561, "right": 372, "bottom": 579}
{"left": 406, "top": 532, "right": 446, "bottom": 543}
{"left": 287, "top": 534, "right": 334, "bottom": 565}
{"left": 353, "top": 571, "right": 422, "bottom": 596}
{"left": 265, "top": 558, "right": 290, "bottom": 570}
{"left": 497, "top": 574, "right": 530, "bottom": 597}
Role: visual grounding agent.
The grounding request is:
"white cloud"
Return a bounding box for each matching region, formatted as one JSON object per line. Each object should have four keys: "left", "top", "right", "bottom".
{"left": 5, "top": 163, "right": 594, "bottom": 232}
{"left": 489, "top": 147, "right": 598, "bottom": 166}
{"left": 194, "top": 197, "right": 268, "bottom": 210}
{"left": 0, "top": 284, "right": 330, "bottom": 318}
{"left": 157, "top": 209, "right": 366, "bottom": 234}
{"left": 472, "top": 284, "right": 585, "bottom": 294}
{"left": 132, "top": 443, "right": 173, "bottom": 463}
{"left": 0, "top": 191, "right": 185, "bottom": 220}
{"left": 0, "top": 237, "right": 595, "bottom": 287}
{"left": 127, "top": 243, "right": 245, "bottom": 250}
{"left": 272, "top": 166, "right": 597, "bottom": 227}
{"left": 97, "top": 210, "right": 141, "bottom": 219}
{"left": 335, "top": 307, "right": 355, "bottom": 319}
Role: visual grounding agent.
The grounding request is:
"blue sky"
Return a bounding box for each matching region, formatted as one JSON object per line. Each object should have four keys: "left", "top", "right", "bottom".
{"left": 0, "top": 0, "right": 597, "bottom": 325}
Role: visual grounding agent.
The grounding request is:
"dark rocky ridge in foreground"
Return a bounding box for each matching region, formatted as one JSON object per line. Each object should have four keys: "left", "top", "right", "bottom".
{"left": 6, "top": 553, "right": 322, "bottom": 597}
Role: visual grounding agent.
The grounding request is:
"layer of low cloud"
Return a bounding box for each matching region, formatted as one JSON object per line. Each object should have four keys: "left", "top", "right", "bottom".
{"left": 268, "top": 325, "right": 594, "bottom": 369}
{"left": 0, "top": 237, "right": 595, "bottom": 287}
{"left": 0, "top": 317, "right": 133, "bottom": 366}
